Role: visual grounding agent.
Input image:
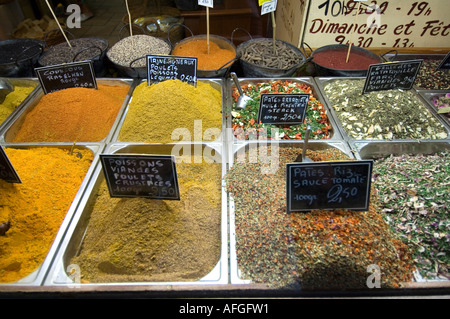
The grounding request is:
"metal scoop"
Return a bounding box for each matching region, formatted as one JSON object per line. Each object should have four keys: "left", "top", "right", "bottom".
{"left": 230, "top": 72, "right": 253, "bottom": 109}
{"left": 295, "top": 125, "right": 313, "bottom": 163}
{"left": 0, "top": 78, "right": 14, "bottom": 104}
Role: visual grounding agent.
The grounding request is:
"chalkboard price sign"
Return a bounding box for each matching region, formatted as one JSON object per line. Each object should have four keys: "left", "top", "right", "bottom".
{"left": 147, "top": 55, "right": 197, "bottom": 87}
{"left": 0, "top": 146, "right": 21, "bottom": 183}
{"left": 286, "top": 160, "right": 373, "bottom": 213}
{"left": 436, "top": 52, "right": 450, "bottom": 71}
{"left": 363, "top": 60, "right": 423, "bottom": 94}
{"left": 258, "top": 93, "right": 309, "bottom": 125}
{"left": 35, "top": 61, "right": 97, "bottom": 94}
{"left": 100, "top": 154, "right": 180, "bottom": 200}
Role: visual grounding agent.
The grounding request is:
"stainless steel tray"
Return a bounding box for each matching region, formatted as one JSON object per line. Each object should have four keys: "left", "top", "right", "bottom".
{"left": 0, "top": 143, "right": 102, "bottom": 286}
{"left": 314, "top": 77, "right": 450, "bottom": 142}
{"left": 228, "top": 141, "right": 355, "bottom": 284}
{"left": 0, "top": 78, "right": 135, "bottom": 144}
{"left": 417, "top": 89, "right": 450, "bottom": 128}
{"left": 0, "top": 78, "right": 40, "bottom": 133}
{"left": 226, "top": 77, "right": 343, "bottom": 143}
{"left": 350, "top": 140, "right": 450, "bottom": 283}
{"left": 44, "top": 142, "right": 228, "bottom": 286}
{"left": 111, "top": 79, "right": 227, "bottom": 144}
{"left": 350, "top": 140, "right": 450, "bottom": 160}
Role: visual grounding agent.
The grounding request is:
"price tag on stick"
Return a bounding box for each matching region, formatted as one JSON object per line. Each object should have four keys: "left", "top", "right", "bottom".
{"left": 198, "top": 0, "right": 213, "bottom": 8}
{"left": 0, "top": 146, "right": 21, "bottom": 183}
{"left": 258, "top": 93, "right": 309, "bottom": 125}
{"left": 35, "top": 61, "right": 97, "bottom": 94}
{"left": 100, "top": 154, "right": 180, "bottom": 200}
{"left": 261, "top": 0, "right": 277, "bottom": 15}
{"left": 147, "top": 55, "right": 197, "bottom": 87}
{"left": 362, "top": 60, "right": 423, "bottom": 94}
{"left": 286, "top": 160, "right": 373, "bottom": 213}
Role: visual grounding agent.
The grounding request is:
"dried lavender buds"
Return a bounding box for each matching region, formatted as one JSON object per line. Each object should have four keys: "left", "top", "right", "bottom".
{"left": 373, "top": 152, "right": 450, "bottom": 280}
{"left": 323, "top": 79, "right": 447, "bottom": 140}
{"left": 226, "top": 146, "right": 414, "bottom": 289}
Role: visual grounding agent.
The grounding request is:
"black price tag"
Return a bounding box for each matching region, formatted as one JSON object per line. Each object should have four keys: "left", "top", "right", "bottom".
{"left": 147, "top": 55, "right": 197, "bottom": 87}
{"left": 286, "top": 160, "right": 373, "bottom": 213}
{"left": 0, "top": 146, "right": 21, "bottom": 184}
{"left": 258, "top": 93, "right": 309, "bottom": 125}
{"left": 100, "top": 154, "right": 180, "bottom": 200}
{"left": 436, "top": 52, "right": 450, "bottom": 71}
{"left": 363, "top": 60, "right": 423, "bottom": 94}
{"left": 35, "top": 61, "right": 97, "bottom": 94}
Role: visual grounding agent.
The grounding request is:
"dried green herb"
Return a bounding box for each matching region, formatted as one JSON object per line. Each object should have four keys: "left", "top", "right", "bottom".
{"left": 323, "top": 79, "right": 448, "bottom": 140}
{"left": 226, "top": 146, "right": 415, "bottom": 289}
{"left": 373, "top": 152, "right": 450, "bottom": 280}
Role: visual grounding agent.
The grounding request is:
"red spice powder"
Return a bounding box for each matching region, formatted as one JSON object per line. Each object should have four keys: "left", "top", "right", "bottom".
{"left": 313, "top": 47, "right": 380, "bottom": 70}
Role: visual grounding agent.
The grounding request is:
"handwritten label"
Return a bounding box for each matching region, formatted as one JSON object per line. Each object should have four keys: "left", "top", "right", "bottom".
{"left": 436, "top": 52, "right": 450, "bottom": 71}
{"left": 100, "top": 154, "right": 180, "bottom": 200}
{"left": 302, "top": 0, "right": 450, "bottom": 49}
{"left": 258, "top": 93, "right": 309, "bottom": 125}
{"left": 286, "top": 160, "right": 373, "bottom": 212}
{"left": 258, "top": 0, "right": 271, "bottom": 5}
{"left": 198, "top": 0, "right": 213, "bottom": 8}
{"left": 261, "top": 0, "right": 277, "bottom": 15}
{"left": 362, "top": 60, "right": 422, "bottom": 94}
{"left": 0, "top": 146, "right": 21, "bottom": 183}
{"left": 35, "top": 61, "right": 97, "bottom": 94}
{"left": 147, "top": 55, "right": 197, "bottom": 87}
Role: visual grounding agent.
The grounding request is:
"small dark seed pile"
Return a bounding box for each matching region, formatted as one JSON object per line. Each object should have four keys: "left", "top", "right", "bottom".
{"left": 39, "top": 38, "right": 108, "bottom": 66}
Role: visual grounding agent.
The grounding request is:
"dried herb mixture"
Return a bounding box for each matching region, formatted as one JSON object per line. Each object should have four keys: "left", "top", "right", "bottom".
{"left": 231, "top": 80, "right": 332, "bottom": 140}
{"left": 226, "top": 146, "right": 414, "bottom": 289}
{"left": 373, "top": 152, "right": 450, "bottom": 280}
{"left": 323, "top": 79, "right": 447, "bottom": 140}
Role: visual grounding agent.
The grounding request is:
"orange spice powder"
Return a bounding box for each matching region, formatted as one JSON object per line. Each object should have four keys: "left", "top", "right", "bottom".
{"left": 172, "top": 39, "right": 235, "bottom": 71}
{"left": 12, "top": 84, "right": 129, "bottom": 143}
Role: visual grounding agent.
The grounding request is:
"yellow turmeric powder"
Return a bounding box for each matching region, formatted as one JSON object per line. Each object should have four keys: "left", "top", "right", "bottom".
{"left": 0, "top": 147, "right": 93, "bottom": 283}
{"left": 172, "top": 39, "right": 235, "bottom": 70}
{"left": 118, "top": 80, "right": 222, "bottom": 143}
{"left": 0, "top": 86, "right": 35, "bottom": 125}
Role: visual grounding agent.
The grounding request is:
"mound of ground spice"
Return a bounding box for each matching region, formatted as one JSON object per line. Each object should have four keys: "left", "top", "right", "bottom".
{"left": 172, "top": 39, "right": 235, "bottom": 71}
{"left": 11, "top": 84, "right": 129, "bottom": 142}
{"left": 118, "top": 79, "right": 222, "bottom": 143}
{"left": 71, "top": 155, "right": 222, "bottom": 283}
{"left": 0, "top": 147, "right": 93, "bottom": 283}
{"left": 226, "top": 146, "right": 415, "bottom": 289}
{"left": 0, "top": 85, "right": 35, "bottom": 125}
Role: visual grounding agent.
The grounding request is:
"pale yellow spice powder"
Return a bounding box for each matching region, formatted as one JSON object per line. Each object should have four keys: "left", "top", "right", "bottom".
{"left": 118, "top": 80, "right": 222, "bottom": 143}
